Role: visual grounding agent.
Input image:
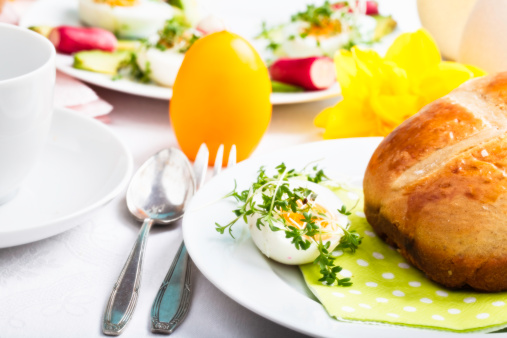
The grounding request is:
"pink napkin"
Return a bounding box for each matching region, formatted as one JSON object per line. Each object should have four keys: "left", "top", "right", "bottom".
{"left": 0, "top": 0, "right": 113, "bottom": 121}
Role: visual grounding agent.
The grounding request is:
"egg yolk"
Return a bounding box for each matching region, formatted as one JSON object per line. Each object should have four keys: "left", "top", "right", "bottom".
{"left": 281, "top": 200, "right": 339, "bottom": 241}
{"left": 95, "top": 0, "right": 138, "bottom": 6}
{"left": 305, "top": 19, "right": 342, "bottom": 37}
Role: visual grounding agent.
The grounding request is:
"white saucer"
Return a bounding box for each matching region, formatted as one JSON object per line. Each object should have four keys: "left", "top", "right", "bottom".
{"left": 0, "top": 107, "right": 133, "bottom": 248}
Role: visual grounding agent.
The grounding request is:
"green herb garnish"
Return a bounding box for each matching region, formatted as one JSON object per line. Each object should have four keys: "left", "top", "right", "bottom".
{"left": 216, "top": 163, "right": 362, "bottom": 286}
{"left": 291, "top": 1, "right": 334, "bottom": 27}
{"left": 113, "top": 53, "right": 151, "bottom": 83}
{"left": 155, "top": 17, "right": 200, "bottom": 53}
{"left": 156, "top": 17, "right": 190, "bottom": 50}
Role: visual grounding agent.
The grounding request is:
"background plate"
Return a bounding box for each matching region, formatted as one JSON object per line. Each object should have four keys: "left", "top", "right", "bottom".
{"left": 0, "top": 108, "right": 133, "bottom": 248}
{"left": 19, "top": 0, "right": 415, "bottom": 105}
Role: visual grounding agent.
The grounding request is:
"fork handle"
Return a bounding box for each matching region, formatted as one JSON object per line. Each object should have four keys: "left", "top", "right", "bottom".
{"left": 150, "top": 242, "right": 192, "bottom": 334}
{"left": 103, "top": 218, "right": 153, "bottom": 335}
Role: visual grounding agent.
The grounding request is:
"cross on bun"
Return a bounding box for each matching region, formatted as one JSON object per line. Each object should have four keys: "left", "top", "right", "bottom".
{"left": 363, "top": 72, "right": 507, "bottom": 292}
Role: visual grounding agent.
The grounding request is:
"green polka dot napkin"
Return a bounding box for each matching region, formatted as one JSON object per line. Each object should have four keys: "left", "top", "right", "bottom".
{"left": 300, "top": 188, "right": 507, "bottom": 333}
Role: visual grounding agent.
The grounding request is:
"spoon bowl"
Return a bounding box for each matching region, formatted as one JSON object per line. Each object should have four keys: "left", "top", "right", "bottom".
{"left": 103, "top": 148, "right": 195, "bottom": 336}
{"left": 126, "top": 148, "right": 195, "bottom": 223}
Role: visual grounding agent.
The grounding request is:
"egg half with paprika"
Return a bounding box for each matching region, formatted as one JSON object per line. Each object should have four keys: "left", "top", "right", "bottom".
{"left": 169, "top": 31, "right": 272, "bottom": 165}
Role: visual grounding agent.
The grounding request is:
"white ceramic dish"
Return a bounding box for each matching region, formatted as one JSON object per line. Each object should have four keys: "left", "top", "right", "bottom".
{"left": 0, "top": 107, "right": 133, "bottom": 248}
{"left": 182, "top": 138, "right": 493, "bottom": 338}
{"left": 19, "top": 0, "right": 404, "bottom": 105}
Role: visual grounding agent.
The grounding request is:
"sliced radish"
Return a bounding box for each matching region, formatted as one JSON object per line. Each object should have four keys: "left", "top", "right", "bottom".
{"left": 48, "top": 26, "right": 117, "bottom": 54}
{"left": 269, "top": 57, "right": 336, "bottom": 91}
{"left": 332, "top": 1, "right": 379, "bottom": 15}
{"left": 365, "top": 1, "right": 379, "bottom": 15}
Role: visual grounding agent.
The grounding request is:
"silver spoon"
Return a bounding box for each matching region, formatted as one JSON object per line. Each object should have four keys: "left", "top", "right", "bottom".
{"left": 102, "top": 148, "right": 195, "bottom": 336}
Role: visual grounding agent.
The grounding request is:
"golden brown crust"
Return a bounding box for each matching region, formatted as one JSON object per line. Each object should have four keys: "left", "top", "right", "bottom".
{"left": 364, "top": 72, "right": 507, "bottom": 292}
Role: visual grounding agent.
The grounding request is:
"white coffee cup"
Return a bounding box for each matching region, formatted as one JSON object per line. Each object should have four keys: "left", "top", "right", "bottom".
{"left": 0, "top": 23, "right": 56, "bottom": 204}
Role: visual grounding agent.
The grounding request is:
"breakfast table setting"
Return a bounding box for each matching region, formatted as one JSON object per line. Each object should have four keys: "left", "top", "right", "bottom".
{"left": 3, "top": 0, "right": 507, "bottom": 337}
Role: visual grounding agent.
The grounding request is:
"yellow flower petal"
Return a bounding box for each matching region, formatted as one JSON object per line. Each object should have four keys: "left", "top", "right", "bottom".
{"left": 316, "top": 29, "right": 487, "bottom": 139}
{"left": 314, "top": 106, "right": 332, "bottom": 128}
{"left": 385, "top": 29, "right": 440, "bottom": 83}
{"left": 334, "top": 49, "right": 355, "bottom": 89}
{"left": 377, "top": 62, "right": 410, "bottom": 95}
{"left": 418, "top": 62, "right": 475, "bottom": 103}
{"left": 320, "top": 99, "right": 380, "bottom": 139}
{"left": 370, "top": 94, "right": 420, "bottom": 127}
{"left": 464, "top": 64, "right": 487, "bottom": 77}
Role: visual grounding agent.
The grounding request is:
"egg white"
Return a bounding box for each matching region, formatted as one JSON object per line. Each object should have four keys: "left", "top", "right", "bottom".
{"left": 279, "top": 22, "right": 351, "bottom": 58}
{"left": 276, "top": 14, "right": 377, "bottom": 58}
{"left": 247, "top": 180, "right": 348, "bottom": 265}
{"left": 136, "top": 46, "right": 184, "bottom": 87}
{"left": 78, "top": 0, "right": 174, "bottom": 39}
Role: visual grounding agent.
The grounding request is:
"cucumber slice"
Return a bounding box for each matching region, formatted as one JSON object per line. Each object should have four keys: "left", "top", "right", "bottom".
{"left": 271, "top": 80, "right": 305, "bottom": 93}
{"left": 73, "top": 50, "right": 132, "bottom": 75}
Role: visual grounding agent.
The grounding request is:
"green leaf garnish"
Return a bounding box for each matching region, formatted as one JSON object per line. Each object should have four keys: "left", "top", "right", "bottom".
{"left": 215, "top": 163, "right": 362, "bottom": 286}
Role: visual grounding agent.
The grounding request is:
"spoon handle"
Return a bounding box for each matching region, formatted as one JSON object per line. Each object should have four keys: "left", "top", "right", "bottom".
{"left": 103, "top": 218, "right": 153, "bottom": 336}
{"left": 150, "top": 242, "right": 192, "bottom": 333}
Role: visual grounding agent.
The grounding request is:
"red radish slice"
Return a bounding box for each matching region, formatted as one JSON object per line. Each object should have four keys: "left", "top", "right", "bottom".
{"left": 269, "top": 57, "right": 336, "bottom": 91}
{"left": 48, "top": 26, "right": 117, "bottom": 54}
{"left": 365, "top": 1, "right": 379, "bottom": 15}
{"left": 332, "top": 1, "right": 379, "bottom": 15}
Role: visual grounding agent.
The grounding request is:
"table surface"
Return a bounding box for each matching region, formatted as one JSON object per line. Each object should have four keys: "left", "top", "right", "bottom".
{"left": 0, "top": 1, "right": 422, "bottom": 337}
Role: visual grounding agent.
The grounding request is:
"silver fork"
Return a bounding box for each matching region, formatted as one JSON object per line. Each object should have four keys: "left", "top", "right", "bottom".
{"left": 150, "top": 144, "right": 237, "bottom": 334}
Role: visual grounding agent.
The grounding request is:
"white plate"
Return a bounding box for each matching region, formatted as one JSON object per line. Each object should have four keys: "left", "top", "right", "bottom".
{"left": 18, "top": 0, "right": 407, "bottom": 105}
{"left": 0, "top": 107, "right": 133, "bottom": 248}
{"left": 183, "top": 138, "right": 490, "bottom": 338}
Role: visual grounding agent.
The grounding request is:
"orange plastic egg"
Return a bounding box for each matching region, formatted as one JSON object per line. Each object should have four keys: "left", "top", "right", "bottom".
{"left": 170, "top": 31, "right": 272, "bottom": 165}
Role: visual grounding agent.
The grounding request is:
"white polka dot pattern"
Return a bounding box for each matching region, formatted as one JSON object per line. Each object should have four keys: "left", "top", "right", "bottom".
{"left": 347, "top": 192, "right": 359, "bottom": 200}
{"left": 364, "top": 230, "right": 375, "bottom": 237}
{"left": 332, "top": 250, "right": 343, "bottom": 257}
{"left": 342, "top": 306, "right": 355, "bottom": 313}
{"left": 398, "top": 263, "right": 410, "bottom": 269}
{"left": 299, "top": 188, "right": 507, "bottom": 332}
{"left": 340, "top": 269, "right": 352, "bottom": 278}
{"left": 356, "top": 259, "right": 369, "bottom": 267}
{"left": 382, "top": 272, "right": 394, "bottom": 279}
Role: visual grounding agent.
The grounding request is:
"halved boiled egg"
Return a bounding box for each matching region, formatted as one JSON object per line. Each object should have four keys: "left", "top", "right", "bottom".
{"left": 136, "top": 46, "right": 184, "bottom": 87}
{"left": 278, "top": 14, "right": 377, "bottom": 58}
{"left": 78, "top": 0, "right": 174, "bottom": 39}
{"left": 135, "top": 19, "right": 204, "bottom": 87}
{"left": 279, "top": 21, "right": 351, "bottom": 58}
{"left": 247, "top": 180, "right": 348, "bottom": 265}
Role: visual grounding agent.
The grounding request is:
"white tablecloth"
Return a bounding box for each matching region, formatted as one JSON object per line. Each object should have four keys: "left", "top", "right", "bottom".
{"left": 0, "top": 85, "right": 340, "bottom": 338}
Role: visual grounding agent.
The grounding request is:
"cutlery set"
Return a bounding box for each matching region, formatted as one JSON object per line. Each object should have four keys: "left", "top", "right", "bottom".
{"left": 102, "top": 144, "right": 236, "bottom": 336}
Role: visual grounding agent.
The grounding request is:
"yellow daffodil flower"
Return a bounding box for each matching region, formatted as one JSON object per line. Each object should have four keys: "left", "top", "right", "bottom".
{"left": 315, "top": 29, "right": 486, "bottom": 139}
